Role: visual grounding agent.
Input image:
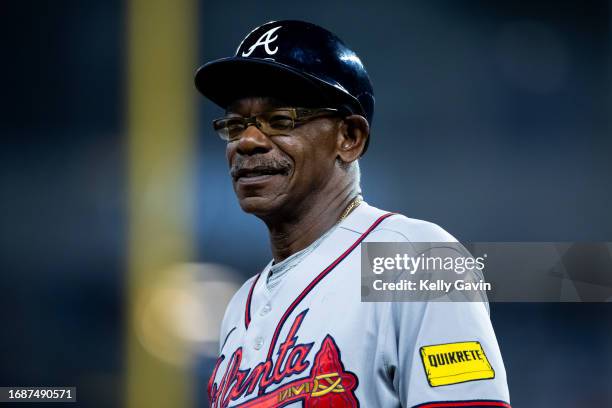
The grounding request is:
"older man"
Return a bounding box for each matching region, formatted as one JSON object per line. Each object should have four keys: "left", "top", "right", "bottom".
{"left": 196, "top": 20, "right": 510, "bottom": 408}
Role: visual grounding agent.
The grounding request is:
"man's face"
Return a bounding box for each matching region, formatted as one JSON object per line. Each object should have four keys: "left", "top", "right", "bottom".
{"left": 225, "top": 97, "right": 341, "bottom": 218}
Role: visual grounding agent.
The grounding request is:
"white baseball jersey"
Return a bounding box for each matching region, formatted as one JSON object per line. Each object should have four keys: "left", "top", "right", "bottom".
{"left": 208, "top": 203, "right": 511, "bottom": 408}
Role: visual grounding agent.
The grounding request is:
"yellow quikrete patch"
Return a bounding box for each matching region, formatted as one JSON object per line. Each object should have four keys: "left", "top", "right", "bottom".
{"left": 419, "top": 341, "right": 495, "bottom": 387}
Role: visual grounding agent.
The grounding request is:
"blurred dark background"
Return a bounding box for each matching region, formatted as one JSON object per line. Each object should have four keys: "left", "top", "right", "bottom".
{"left": 0, "top": 0, "right": 125, "bottom": 407}
{"left": 1, "top": 0, "right": 611, "bottom": 407}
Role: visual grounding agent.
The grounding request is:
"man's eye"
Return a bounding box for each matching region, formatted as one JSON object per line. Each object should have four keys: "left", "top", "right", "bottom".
{"left": 267, "top": 115, "right": 294, "bottom": 130}
{"left": 225, "top": 118, "right": 245, "bottom": 131}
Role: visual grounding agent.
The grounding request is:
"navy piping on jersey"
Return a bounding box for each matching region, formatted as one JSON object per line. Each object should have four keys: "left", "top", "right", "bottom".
{"left": 220, "top": 326, "right": 237, "bottom": 352}
{"left": 242, "top": 212, "right": 396, "bottom": 395}
{"left": 244, "top": 273, "right": 260, "bottom": 329}
{"left": 412, "top": 400, "right": 511, "bottom": 408}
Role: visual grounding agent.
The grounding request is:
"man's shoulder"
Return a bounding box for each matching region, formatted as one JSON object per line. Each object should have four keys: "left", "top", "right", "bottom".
{"left": 344, "top": 202, "right": 458, "bottom": 243}
{"left": 372, "top": 212, "right": 457, "bottom": 243}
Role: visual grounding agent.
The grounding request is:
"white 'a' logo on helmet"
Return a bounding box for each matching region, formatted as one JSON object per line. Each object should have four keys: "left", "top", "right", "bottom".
{"left": 241, "top": 26, "right": 282, "bottom": 57}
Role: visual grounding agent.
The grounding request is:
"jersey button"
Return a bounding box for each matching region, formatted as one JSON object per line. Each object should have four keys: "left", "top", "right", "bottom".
{"left": 253, "top": 337, "right": 264, "bottom": 350}
{"left": 259, "top": 303, "right": 272, "bottom": 316}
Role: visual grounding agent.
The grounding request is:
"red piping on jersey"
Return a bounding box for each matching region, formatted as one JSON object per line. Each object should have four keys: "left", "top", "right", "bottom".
{"left": 414, "top": 401, "right": 511, "bottom": 408}
{"left": 247, "top": 212, "right": 395, "bottom": 394}
{"left": 244, "top": 273, "right": 261, "bottom": 329}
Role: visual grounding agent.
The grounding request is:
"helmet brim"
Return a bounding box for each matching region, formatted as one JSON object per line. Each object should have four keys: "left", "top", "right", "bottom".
{"left": 194, "top": 57, "right": 360, "bottom": 113}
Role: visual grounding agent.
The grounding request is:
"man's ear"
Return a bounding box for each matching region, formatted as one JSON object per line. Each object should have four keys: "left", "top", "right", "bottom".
{"left": 336, "top": 115, "right": 370, "bottom": 163}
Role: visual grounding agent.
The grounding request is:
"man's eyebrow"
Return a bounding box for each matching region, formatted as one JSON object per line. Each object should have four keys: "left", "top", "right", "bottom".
{"left": 225, "top": 104, "right": 288, "bottom": 116}
{"left": 226, "top": 97, "right": 289, "bottom": 114}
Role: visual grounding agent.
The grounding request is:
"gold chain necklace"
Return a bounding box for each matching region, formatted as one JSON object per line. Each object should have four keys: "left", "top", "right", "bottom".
{"left": 339, "top": 195, "right": 363, "bottom": 222}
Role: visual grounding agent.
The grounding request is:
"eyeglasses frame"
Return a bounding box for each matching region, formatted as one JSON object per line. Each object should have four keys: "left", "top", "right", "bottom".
{"left": 212, "top": 107, "right": 344, "bottom": 142}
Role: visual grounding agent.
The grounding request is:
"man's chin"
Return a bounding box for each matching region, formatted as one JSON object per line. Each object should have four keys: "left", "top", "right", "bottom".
{"left": 237, "top": 195, "right": 287, "bottom": 217}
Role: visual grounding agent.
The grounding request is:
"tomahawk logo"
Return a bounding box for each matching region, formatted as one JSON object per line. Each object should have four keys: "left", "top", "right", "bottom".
{"left": 241, "top": 26, "right": 282, "bottom": 57}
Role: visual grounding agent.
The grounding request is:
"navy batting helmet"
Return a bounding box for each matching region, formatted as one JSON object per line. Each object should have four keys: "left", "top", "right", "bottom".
{"left": 194, "top": 20, "right": 375, "bottom": 153}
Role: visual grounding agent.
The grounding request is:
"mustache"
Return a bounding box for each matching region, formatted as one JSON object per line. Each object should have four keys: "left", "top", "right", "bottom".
{"left": 230, "top": 155, "right": 292, "bottom": 179}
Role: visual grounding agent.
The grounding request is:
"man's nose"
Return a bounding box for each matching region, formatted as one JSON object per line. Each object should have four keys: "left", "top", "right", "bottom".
{"left": 236, "top": 124, "right": 272, "bottom": 156}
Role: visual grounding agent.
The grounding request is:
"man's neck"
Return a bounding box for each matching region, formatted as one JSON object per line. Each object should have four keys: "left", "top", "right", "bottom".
{"left": 266, "top": 188, "right": 360, "bottom": 263}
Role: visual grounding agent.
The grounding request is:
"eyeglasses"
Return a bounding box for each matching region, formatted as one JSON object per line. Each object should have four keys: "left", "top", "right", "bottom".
{"left": 212, "top": 107, "right": 343, "bottom": 142}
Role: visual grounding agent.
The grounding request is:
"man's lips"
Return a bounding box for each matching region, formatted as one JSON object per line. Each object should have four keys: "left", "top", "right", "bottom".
{"left": 231, "top": 166, "right": 290, "bottom": 181}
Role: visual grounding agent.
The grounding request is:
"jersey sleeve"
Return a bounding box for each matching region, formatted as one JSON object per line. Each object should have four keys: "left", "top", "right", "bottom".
{"left": 387, "top": 299, "right": 510, "bottom": 408}
{"left": 367, "top": 217, "right": 510, "bottom": 407}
